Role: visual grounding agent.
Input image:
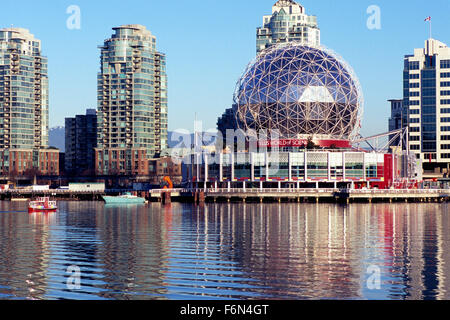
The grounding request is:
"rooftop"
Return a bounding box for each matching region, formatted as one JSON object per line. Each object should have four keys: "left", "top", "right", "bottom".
{"left": 274, "top": 0, "right": 300, "bottom": 7}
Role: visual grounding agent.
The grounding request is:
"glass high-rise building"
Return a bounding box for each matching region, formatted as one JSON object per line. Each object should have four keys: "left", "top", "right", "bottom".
{"left": 256, "top": 0, "right": 320, "bottom": 54}
{"left": 0, "top": 27, "right": 49, "bottom": 150}
{"left": 403, "top": 38, "right": 450, "bottom": 177}
{"left": 95, "top": 25, "right": 168, "bottom": 176}
{"left": 0, "top": 27, "right": 58, "bottom": 177}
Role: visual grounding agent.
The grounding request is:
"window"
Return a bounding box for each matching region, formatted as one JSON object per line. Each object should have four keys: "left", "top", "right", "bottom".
{"left": 441, "top": 72, "right": 450, "bottom": 78}
{"left": 441, "top": 100, "right": 450, "bottom": 105}
{"left": 409, "top": 135, "right": 420, "bottom": 141}
{"left": 441, "top": 91, "right": 450, "bottom": 96}
{"left": 441, "top": 108, "right": 450, "bottom": 113}
{"left": 423, "top": 88, "right": 436, "bottom": 96}
{"left": 441, "top": 117, "right": 450, "bottom": 122}
{"left": 422, "top": 115, "right": 435, "bottom": 123}
{"left": 409, "top": 61, "right": 420, "bottom": 70}
{"left": 423, "top": 97, "right": 436, "bottom": 105}
{"left": 410, "top": 145, "right": 420, "bottom": 150}
{"left": 409, "top": 117, "right": 420, "bottom": 123}
{"left": 441, "top": 60, "right": 450, "bottom": 69}
{"left": 441, "top": 144, "right": 450, "bottom": 149}
{"left": 441, "top": 82, "right": 450, "bottom": 87}
{"left": 423, "top": 142, "right": 436, "bottom": 150}
{"left": 441, "top": 153, "right": 450, "bottom": 159}
{"left": 441, "top": 135, "right": 450, "bottom": 140}
{"left": 410, "top": 126, "right": 420, "bottom": 132}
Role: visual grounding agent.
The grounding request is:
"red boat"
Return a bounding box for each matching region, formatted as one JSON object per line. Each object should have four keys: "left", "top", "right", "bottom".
{"left": 28, "top": 197, "right": 58, "bottom": 213}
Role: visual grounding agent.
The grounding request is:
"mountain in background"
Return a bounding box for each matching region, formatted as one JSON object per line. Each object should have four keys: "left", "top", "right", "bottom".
{"left": 168, "top": 131, "right": 217, "bottom": 148}
{"left": 49, "top": 126, "right": 65, "bottom": 152}
{"left": 49, "top": 128, "right": 217, "bottom": 153}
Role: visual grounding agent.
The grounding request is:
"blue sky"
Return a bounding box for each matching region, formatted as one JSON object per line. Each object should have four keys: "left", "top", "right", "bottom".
{"left": 1, "top": 0, "right": 450, "bottom": 137}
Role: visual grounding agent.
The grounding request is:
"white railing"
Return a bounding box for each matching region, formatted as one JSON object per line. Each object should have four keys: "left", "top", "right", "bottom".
{"left": 0, "top": 189, "right": 106, "bottom": 194}
{"left": 149, "top": 188, "right": 449, "bottom": 195}
{"left": 348, "top": 189, "right": 449, "bottom": 195}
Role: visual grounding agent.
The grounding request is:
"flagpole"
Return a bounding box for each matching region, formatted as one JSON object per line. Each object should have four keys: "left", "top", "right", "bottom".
{"left": 425, "top": 16, "right": 432, "bottom": 39}
{"left": 429, "top": 18, "right": 432, "bottom": 39}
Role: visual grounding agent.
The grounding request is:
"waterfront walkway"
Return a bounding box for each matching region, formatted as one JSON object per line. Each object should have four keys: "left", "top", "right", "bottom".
{"left": 0, "top": 188, "right": 140, "bottom": 201}
{"left": 1, "top": 188, "right": 448, "bottom": 203}
{"left": 150, "top": 188, "right": 450, "bottom": 203}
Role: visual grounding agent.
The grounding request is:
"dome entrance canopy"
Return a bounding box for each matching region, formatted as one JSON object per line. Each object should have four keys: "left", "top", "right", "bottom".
{"left": 234, "top": 43, "right": 363, "bottom": 140}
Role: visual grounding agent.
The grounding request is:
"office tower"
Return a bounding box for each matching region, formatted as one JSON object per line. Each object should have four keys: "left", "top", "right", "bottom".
{"left": 95, "top": 25, "right": 168, "bottom": 176}
{"left": 217, "top": 105, "right": 240, "bottom": 142}
{"left": 388, "top": 99, "right": 404, "bottom": 147}
{"left": 0, "top": 27, "right": 58, "bottom": 177}
{"left": 256, "top": 0, "right": 320, "bottom": 54}
{"left": 65, "top": 109, "right": 97, "bottom": 175}
{"left": 403, "top": 38, "right": 450, "bottom": 178}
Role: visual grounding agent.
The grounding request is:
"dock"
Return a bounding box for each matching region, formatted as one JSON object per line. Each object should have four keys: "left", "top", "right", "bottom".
{"left": 0, "top": 189, "right": 149, "bottom": 201}
{"left": 149, "top": 188, "right": 450, "bottom": 204}
{"left": 1, "top": 188, "right": 448, "bottom": 204}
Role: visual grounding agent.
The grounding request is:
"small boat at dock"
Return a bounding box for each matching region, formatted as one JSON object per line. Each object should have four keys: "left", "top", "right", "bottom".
{"left": 28, "top": 197, "right": 58, "bottom": 213}
{"left": 102, "top": 193, "right": 146, "bottom": 204}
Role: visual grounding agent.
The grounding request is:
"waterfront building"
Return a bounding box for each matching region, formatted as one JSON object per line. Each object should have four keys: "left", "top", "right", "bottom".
{"left": 65, "top": 109, "right": 97, "bottom": 175}
{"left": 149, "top": 155, "right": 183, "bottom": 186}
{"left": 403, "top": 38, "right": 450, "bottom": 178}
{"left": 218, "top": 1, "right": 321, "bottom": 139}
{"left": 235, "top": 43, "right": 363, "bottom": 146}
{"left": 95, "top": 25, "right": 168, "bottom": 176}
{"left": 0, "top": 27, "right": 58, "bottom": 178}
{"left": 186, "top": 43, "right": 407, "bottom": 190}
{"left": 256, "top": 0, "right": 320, "bottom": 54}
{"left": 187, "top": 150, "right": 396, "bottom": 190}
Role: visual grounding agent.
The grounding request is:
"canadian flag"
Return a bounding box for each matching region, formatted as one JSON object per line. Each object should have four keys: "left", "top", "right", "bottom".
{"left": 425, "top": 16, "right": 431, "bottom": 21}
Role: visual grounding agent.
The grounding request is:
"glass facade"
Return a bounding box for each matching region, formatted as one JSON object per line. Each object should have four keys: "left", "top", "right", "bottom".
{"left": 403, "top": 39, "right": 450, "bottom": 164}
{"left": 0, "top": 28, "right": 49, "bottom": 150}
{"left": 97, "top": 25, "right": 168, "bottom": 174}
{"left": 193, "top": 152, "right": 387, "bottom": 184}
{"left": 421, "top": 68, "right": 436, "bottom": 152}
{"left": 235, "top": 43, "right": 363, "bottom": 140}
{"left": 257, "top": 0, "right": 320, "bottom": 54}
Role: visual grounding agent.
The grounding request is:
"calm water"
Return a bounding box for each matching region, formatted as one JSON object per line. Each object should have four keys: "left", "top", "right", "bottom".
{"left": 0, "top": 200, "right": 449, "bottom": 300}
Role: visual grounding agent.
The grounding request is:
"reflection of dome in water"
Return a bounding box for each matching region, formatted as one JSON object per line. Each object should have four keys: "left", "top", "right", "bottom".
{"left": 234, "top": 43, "right": 363, "bottom": 140}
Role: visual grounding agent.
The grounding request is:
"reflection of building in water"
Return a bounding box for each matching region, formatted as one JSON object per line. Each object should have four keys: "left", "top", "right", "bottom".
{"left": 436, "top": 206, "right": 450, "bottom": 300}
{"left": 0, "top": 204, "right": 53, "bottom": 299}
{"left": 94, "top": 203, "right": 170, "bottom": 299}
{"left": 185, "top": 202, "right": 450, "bottom": 299}
{"left": 343, "top": 203, "right": 448, "bottom": 299}
{"left": 194, "top": 203, "right": 361, "bottom": 299}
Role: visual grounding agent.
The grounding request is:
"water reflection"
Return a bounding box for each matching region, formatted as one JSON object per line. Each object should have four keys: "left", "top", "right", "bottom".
{"left": 0, "top": 201, "right": 51, "bottom": 299}
{"left": 0, "top": 201, "right": 448, "bottom": 300}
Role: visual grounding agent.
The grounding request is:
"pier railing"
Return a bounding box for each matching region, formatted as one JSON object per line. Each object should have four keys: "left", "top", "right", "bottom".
{"left": 149, "top": 188, "right": 449, "bottom": 195}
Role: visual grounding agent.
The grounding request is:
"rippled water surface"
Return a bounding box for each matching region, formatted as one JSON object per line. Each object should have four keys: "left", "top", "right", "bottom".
{"left": 0, "top": 201, "right": 449, "bottom": 300}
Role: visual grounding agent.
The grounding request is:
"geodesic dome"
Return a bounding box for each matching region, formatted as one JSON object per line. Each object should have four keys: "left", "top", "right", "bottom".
{"left": 234, "top": 43, "right": 363, "bottom": 140}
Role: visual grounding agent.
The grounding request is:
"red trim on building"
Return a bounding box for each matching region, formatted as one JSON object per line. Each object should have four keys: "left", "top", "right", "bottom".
{"left": 258, "top": 139, "right": 351, "bottom": 148}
